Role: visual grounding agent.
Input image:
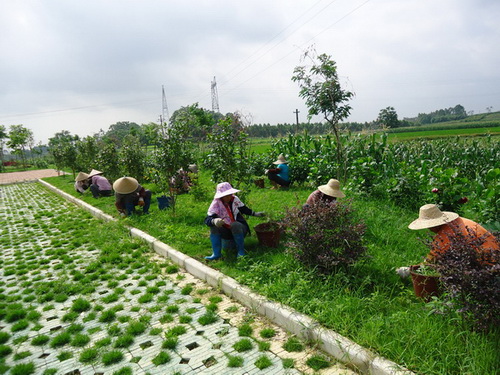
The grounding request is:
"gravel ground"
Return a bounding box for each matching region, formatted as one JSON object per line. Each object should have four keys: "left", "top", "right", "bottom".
{"left": 0, "top": 181, "right": 356, "bottom": 375}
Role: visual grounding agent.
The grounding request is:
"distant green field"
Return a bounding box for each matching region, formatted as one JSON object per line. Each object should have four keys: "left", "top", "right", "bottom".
{"left": 387, "top": 126, "right": 500, "bottom": 141}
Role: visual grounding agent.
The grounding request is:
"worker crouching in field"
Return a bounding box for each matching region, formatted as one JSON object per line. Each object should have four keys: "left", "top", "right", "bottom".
{"left": 74, "top": 172, "right": 90, "bottom": 194}
{"left": 204, "top": 182, "right": 265, "bottom": 260}
{"left": 88, "top": 169, "right": 113, "bottom": 198}
{"left": 397, "top": 204, "right": 499, "bottom": 277}
{"left": 305, "top": 179, "right": 345, "bottom": 206}
{"left": 113, "top": 176, "right": 152, "bottom": 217}
{"left": 265, "top": 154, "right": 291, "bottom": 189}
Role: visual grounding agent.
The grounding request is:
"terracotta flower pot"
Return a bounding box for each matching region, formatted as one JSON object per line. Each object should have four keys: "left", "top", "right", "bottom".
{"left": 410, "top": 265, "right": 442, "bottom": 302}
{"left": 254, "top": 178, "right": 265, "bottom": 188}
{"left": 254, "top": 222, "right": 282, "bottom": 248}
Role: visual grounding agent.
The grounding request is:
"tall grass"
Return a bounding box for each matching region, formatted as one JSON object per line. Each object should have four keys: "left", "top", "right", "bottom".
{"left": 42, "top": 173, "right": 500, "bottom": 374}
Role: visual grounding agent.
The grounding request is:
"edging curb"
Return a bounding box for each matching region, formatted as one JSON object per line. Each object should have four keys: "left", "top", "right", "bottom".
{"left": 39, "top": 179, "right": 414, "bottom": 375}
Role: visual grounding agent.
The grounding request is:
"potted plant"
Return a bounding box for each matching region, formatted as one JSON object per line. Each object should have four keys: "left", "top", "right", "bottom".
{"left": 410, "top": 264, "right": 442, "bottom": 302}
{"left": 254, "top": 217, "right": 282, "bottom": 248}
{"left": 254, "top": 176, "right": 266, "bottom": 189}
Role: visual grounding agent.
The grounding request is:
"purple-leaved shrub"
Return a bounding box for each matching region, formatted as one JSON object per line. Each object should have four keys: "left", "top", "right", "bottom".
{"left": 433, "top": 229, "right": 500, "bottom": 331}
{"left": 283, "top": 200, "right": 366, "bottom": 274}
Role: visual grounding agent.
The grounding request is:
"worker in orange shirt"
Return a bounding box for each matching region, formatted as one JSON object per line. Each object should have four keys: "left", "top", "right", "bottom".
{"left": 396, "top": 204, "right": 498, "bottom": 277}
{"left": 409, "top": 204, "right": 498, "bottom": 260}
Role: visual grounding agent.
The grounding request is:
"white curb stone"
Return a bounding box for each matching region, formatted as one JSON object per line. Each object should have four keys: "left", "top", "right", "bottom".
{"left": 39, "top": 179, "right": 415, "bottom": 375}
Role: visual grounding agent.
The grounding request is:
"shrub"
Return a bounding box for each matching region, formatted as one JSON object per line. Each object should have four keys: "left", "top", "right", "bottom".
{"left": 433, "top": 230, "right": 500, "bottom": 331}
{"left": 283, "top": 200, "right": 366, "bottom": 273}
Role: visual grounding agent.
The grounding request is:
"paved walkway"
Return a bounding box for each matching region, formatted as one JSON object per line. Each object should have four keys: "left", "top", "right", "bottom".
{"left": 0, "top": 169, "right": 66, "bottom": 185}
{"left": 0, "top": 181, "right": 356, "bottom": 375}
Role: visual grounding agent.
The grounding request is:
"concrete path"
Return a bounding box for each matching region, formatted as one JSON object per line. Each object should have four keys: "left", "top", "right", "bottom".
{"left": 0, "top": 181, "right": 356, "bottom": 375}
{"left": 0, "top": 169, "right": 66, "bottom": 185}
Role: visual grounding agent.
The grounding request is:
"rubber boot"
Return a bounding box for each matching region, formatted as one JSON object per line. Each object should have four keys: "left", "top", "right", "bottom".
{"left": 205, "top": 234, "right": 222, "bottom": 260}
{"left": 233, "top": 233, "right": 246, "bottom": 257}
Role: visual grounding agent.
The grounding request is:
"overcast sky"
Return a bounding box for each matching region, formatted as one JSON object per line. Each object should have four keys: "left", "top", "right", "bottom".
{"left": 1, "top": 0, "right": 499, "bottom": 145}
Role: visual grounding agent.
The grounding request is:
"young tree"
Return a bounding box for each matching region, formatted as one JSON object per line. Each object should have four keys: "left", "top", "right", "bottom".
{"left": 292, "top": 48, "right": 354, "bottom": 181}
{"left": 48, "top": 131, "right": 79, "bottom": 177}
{"left": 119, "top": 134, "right": 146, "bottom": 181}
{"left": 7, "top": 124, "right": 33, "bottom": 169}
{"left": 0, "top": 125, "right": 8, "bottom": 172}
{"left": 205, "top": 113, "right": 252, "bottom": 187}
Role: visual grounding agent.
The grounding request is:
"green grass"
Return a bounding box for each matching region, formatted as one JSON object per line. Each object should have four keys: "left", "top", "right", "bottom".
{"left": 387, "top": 126, "right": 500, "bottom": 140}
{"left": 41, "top": 172, "right": 500, "bottom": 375}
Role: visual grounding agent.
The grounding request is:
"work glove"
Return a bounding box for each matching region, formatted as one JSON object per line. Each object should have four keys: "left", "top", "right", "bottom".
{"left": 264, "top": 169, "right": 269, "bottom": 175}
{"left": 119, "top": 212, "right": 127, "bottom": 218}
{"left": 213, "top": 218, "right": 224, "bottom": 227}
{"left": 254, "top": 212, "right": 265, "bottom": 217}
{"left": 138, "top": 197, "right": 145, "bottom": 207}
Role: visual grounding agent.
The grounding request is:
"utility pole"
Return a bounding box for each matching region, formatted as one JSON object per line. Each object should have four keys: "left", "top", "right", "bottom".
{"left": 211, "top": 76, "right": 220, "bottom": 114}
{"left": 293, "top": 109, "right": 300, "bottom": 134}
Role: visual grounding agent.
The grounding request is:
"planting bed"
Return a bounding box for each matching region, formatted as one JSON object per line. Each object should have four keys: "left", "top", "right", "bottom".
{"left": 0, "top": 182, "right": 355, "bottom": 375}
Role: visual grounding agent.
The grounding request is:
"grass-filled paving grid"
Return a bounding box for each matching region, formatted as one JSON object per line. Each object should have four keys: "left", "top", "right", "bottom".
{"left": 42, "top": 170, "right": 500, "bottom": 375}
{"left": 0, "top": 183, "right": 348, "bottom": 375}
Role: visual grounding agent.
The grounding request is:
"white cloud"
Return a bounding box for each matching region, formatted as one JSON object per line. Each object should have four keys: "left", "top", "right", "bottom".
{"left": 1, "top": 0, "right": 499, "bottom": 144}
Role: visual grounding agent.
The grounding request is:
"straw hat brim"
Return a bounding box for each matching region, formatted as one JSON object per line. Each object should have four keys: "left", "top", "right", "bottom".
{"left": 318, "top": 185, "right": 345, "bottom": 198}
{"left": 408, "top": 212, "right": 459, "bottom": 230}
{"left": 113, "top": 177, "right": 139, "bottom": 194}
{"left": 214, "top": 188, "right": 240, "bottom": 199}
{"left": 273, "top": 160, "right": 288, "bottom": 165}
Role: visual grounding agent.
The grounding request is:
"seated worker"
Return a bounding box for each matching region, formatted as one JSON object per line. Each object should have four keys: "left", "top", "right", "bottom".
{"left": 265, "top": 153, "right": 290, "bottom": 189}
{"left": 306, "top": 179, "right": 345, "bottom": 206}
{"left": 74, "top": 172, "right": 90, "bottom": 194}
{"left": 113, "top": 176, "right": 152, "bottom": 217}
{"left": 88, "top": 169, "right": 113, "bottom": 198}
{"left": 397, "top": 204, "right": 499, "bottom": 277}
{"left": 204, "top": 182, "right": 265, "bottom": 260}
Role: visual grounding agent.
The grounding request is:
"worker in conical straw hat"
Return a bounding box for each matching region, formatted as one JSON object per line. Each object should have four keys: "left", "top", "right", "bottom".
{"left": 113, "top": 176, "right": 152, "bottom": 217}
{"left": 305, "top": 179, "right": 345, "bottom": 206}
{"left": 88, "top": 169, "right": 112, "bottom": 198}
{"left": 204, "top": 182, "right": 265, "bottom": 260}
{"left": 74, "top": 172, "right": 90, "bottom": 194}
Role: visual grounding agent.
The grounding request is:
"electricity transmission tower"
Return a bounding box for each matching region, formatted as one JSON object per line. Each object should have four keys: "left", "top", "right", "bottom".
{"left": 211, "top": 76, "right": 220, "bottom": 113}
{"left": 159, "top": 85, "right": 170, "bottom": 132}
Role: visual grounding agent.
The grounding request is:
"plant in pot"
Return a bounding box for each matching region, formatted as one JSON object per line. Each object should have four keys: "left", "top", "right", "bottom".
{"left": 254, "top": 215, "right": 283, "bottom": 248}
{"left": 409, "top": 263, "right": 442, "bottom": 302}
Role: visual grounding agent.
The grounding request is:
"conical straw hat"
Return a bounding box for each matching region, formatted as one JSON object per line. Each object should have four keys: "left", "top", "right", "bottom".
{"left": 318, "top": 179, "right": 345, "bottom": 198}
{"left": 88, "top": 169, "right": 103, "bottom": 178}
{"left": 75, "top": 172, "right": 89, "bottom": 182}
{"left": 408, "top": 204, "right": 459, "bottom": 230}
{"left": 113, "top": 177, "right": 139, "bottom": 194}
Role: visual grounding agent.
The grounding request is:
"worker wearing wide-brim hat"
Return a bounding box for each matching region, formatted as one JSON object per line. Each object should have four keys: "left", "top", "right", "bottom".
{"left": 203, "top": 182, "right": 265, "bottom": 260}
{"left": 74, "top": 172, "right": 90, "bottom": 194}
{"left": 88, "top": 169, "right": 112, "bottom": 198}
{"left": 265, "top": 153, "right": 291, "bottom": 189}
{"left": 113, "top": 176, "right": 152, "bottom": 217}
{"left": 305, "top": 179, "right": 345, "bottom": 206}
{"left": 408, "top": 204, "right": 499, "bottom": 261}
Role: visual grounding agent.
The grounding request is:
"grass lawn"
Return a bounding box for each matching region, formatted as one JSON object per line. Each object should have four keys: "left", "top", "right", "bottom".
{"left": 42, "top": 172, "right": 500, "bottom": 375}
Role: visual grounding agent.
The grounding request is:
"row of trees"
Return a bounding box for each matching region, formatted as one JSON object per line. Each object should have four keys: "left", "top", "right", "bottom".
{"left": 0, "top": 124, "right": 41, "bottom": 171}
